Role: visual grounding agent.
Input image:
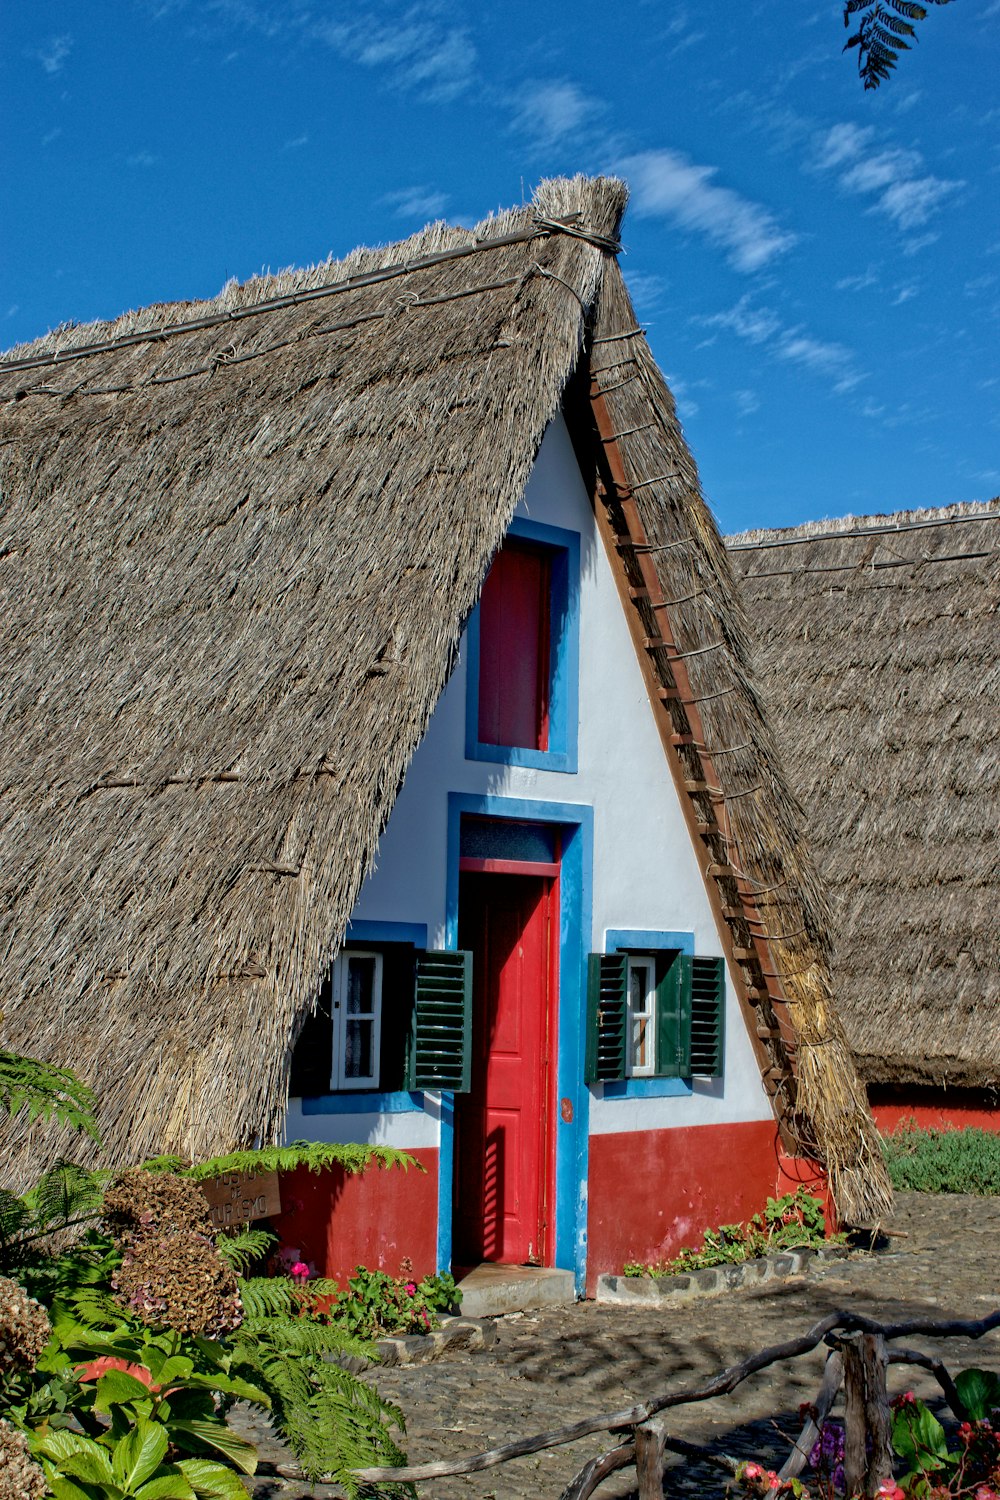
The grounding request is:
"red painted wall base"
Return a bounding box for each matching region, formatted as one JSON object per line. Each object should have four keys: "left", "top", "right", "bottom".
{"left": 586, "top": 1121, "right": 828, "bottom": 1296}
{"left": 870, "top": 1085, "right": 1000, "bottom": 1135}
{"left": 272, "top": 1149, "right": 439, "bottom": 1287}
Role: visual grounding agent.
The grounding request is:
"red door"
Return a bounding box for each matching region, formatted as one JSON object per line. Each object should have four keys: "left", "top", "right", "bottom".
{"left": 454, "top": 872, "right": 556, "bottom": 1266}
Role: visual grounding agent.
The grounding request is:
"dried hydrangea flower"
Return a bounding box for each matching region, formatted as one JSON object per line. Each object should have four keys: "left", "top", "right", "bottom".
{"left": 0, "top": 1419, "right": 46, "bottom": 1500}
{"left": 105, "top": 1171, "right": 242, "bottom": 1338}
{"left": 103, "top": 1169, "right": 213, "bottom": 1239}
{"left": 0, "top": 1277, "right": 51, "bottom": 1373}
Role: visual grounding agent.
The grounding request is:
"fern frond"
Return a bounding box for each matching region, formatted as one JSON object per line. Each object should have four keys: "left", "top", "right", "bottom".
{"left": 232, "top": 1330, "right": 407, "bottom": 1491}
{"left": 24, "top": 1159, "right": 109, "bottom": 1232}
{"left": 843, "top": 0, "right": 955, "bottom": 89}
{"left": 181, "top": 1140, "right": 417, "bottom": 1181}
{"left": 0, "top": 1187, "right": 32, "bottom": 1248}
{"left": 215, "top": 1226, "right": 275, "bottom": 1274}
{"left": 0, "top": 1050, "right": 99, "bottom": 1138}
{"left": 237, "top": 1274, "right": 337, "bottom": 1320}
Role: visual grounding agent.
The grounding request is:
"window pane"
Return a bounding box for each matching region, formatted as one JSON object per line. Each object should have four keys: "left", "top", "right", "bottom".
{"left": 344, "top": 1019, "right": 374, "bottom": 1080}
{"left": 627, "top": 958, "right": 655, "bottom": 1076}
{"left": 346, "top": 955, "right": 377, "bottom": 1016}
{"left": 477, "top": 541, "right": 551, "bottom": 750}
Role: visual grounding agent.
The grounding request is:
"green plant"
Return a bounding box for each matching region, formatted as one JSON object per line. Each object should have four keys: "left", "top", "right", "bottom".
{"left": 0, "top": 1051, "right": 98, "bottom": 1140}
{"left": 0, "top": 1142, "right": 422, "bottom": 1495}
{"left": 333, "top": 1263, "right": 460, "bottom": 1339}
{"left": 880, "top": 1124, "right": 1000, "bottom": 1195}
{"left": 889, "top": 1373, "right": 1000, "bottom": 1497}
{"left": 622, "top": 1188, "right": 835, "bottom": 1277}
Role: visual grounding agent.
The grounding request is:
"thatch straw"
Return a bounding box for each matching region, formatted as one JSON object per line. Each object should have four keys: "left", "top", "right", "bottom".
{"left": 0, "top": 176, "right": 889, "bottom": 1222}
{"left": 574, "top": 262, "right": 893, "bottom": 1222}
{"left": 729, "top": 502, "right": 1000, "bottom": 1091}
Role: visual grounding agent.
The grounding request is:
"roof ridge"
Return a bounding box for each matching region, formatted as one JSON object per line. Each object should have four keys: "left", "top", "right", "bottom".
{"left": 1, "top": 212, "right": 621, "bottom": 379}
{"left": 728, "top": 498, "right": 1000, "bottom": 550}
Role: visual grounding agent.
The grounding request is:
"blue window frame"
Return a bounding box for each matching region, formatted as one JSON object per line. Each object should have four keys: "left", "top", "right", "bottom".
{"left": 464, "top": 517, "right": 580, "bottom": 773}
{"left": 601, "top": 930, "right": 695, "bottom": 1100}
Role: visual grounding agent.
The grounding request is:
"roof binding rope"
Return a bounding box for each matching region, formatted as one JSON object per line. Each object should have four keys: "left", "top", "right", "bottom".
{"left": 0, "top": 212, "right": 621, "bottom": 377}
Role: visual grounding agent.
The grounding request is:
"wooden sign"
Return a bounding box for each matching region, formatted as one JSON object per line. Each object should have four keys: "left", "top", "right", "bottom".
{"left": 200, "top": 1169, "right": 281, "bottom": 1230}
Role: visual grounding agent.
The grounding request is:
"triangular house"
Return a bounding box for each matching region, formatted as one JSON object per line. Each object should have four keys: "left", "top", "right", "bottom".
{"left": 729, "top": 502, "right": 1000, "bottom": 1132}
{"left": 0, "top": 178, "right": 889, "bottom": 1292}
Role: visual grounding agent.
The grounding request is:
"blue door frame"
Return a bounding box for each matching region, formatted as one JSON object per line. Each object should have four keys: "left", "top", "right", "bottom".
{"left": 440, "top": 792, "right": 593, "bottom": 1295}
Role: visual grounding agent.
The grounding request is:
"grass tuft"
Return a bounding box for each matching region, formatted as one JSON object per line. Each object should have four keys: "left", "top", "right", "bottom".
{"left": 880, "top": 1123, "right": 1000, "bottom": 1195}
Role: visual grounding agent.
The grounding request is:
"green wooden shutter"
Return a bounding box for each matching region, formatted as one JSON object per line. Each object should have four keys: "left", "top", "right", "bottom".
{"left": 585, "top": 953, "right": 628, "bottom": 1084}
{"left": 655, "top": 952, "right": 692, "bottom": 1078}
{"left": 690, "top": 955, "right": 726, "bottom": 1078}
{"left": 405, "top": 950, "right": 473, "bottom": 1092}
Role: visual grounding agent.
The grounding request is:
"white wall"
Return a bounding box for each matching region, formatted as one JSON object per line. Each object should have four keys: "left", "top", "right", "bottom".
{"left": 291, "top": 414, "right": 771, "bottom": 1147}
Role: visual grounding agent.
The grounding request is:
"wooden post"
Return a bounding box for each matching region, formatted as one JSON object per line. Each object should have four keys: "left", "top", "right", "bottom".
{"left": 635, "top": 1419, "right": 668, "bottom": 1500}
{"left": 841, "top": 1332, "right": 894, "bottom": 1498}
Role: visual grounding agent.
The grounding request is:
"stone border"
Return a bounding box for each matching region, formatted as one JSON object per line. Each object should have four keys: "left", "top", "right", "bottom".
{"left": 337, "top": 1316, "right": 498, "bottom": 1373}
{"left": 596, "top": 1242, "right": 850, "bottom": 1306}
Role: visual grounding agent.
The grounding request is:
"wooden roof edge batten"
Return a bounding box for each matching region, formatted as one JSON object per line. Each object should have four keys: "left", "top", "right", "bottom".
{"left": 561, "top": 358, "right": 803, "bottom": 1156}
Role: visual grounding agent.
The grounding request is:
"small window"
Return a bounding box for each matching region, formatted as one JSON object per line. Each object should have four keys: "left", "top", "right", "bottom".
{"left": 627, "top": 956, "right": 657, "bottom": 1077}
{"left": 586, "top": 949, "right": 726, "bottom": 1084}
{"left": 333, "top": 950, "right": 382, "bottom": 1090}
{"left": 465, "top": 519, "right": 580, "bottom": 774}
{"left": 289, "top": 945, "right": 474, "bottom": 1097}
{"left": 477, "top": 540, "right": 551, "bottom": 751}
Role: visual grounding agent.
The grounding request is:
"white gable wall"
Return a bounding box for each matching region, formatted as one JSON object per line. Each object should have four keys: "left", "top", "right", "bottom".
{"left": 287, "top": 414, "right": 771, "bottom": 1149}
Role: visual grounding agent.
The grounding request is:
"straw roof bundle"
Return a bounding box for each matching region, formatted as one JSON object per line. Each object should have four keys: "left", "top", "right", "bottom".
{"left": 0, "top": 177, "right": 889, "bottom": 1219}
{"left": 729, "top": 503, "right": 1000, "bottom": 1089}
{"left": 569, "top": 263, "right": 890, "bottom": 1220}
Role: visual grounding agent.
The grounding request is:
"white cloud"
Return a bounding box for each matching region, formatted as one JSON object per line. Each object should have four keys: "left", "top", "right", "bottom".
{"left": 381, "top": 185, "right": 449, "bottom": 220}
{"left": 836, "top": 267, "right": 879, "bottom": 292}
{"left": 699, "top": 295, "right": 865, "bottom": 395}
{"left": 283, "top": 133, "right": 309, "bottom": 150}
{"left": 776, "top": 330, "right": 862, "bottom": 393}
{"left": 815, "top": 122, "right": 873, "bottom": 172}
{"left": 814, "top": 122, "right": 963, "bottom": 231}
{"left": 735, "top": 388, "right": 760, "bottom": 418}
{"left": 508, "top": 79, "right": 599, "bottom": 147}
{"left": 702, "top": 294, "right": 781, "bottom": 344}
{"left": 892, "top": 284, "right": 918, "bottom": 305}
{"left": 620, "top": 149, "right": 797, "bottom": 273}
{"left": 126, "top": 151, "right": 158, "bottom": 168}
{"left": 36, "top": 34, "right": 72, "bottom": 75}
{"left": 315, "top": 9, "right": 476, "bottom": 102}
{"left": 664, "top": 373, "right": 701, "bottom": 421}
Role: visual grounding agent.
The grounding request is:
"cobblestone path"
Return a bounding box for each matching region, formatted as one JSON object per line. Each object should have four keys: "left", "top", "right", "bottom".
{"left": 245, "top": 1192, "right": 1000, "bottom": 1499}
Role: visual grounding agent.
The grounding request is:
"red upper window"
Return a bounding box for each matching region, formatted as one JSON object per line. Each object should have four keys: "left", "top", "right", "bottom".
{"left": 477, "top": 540, "right": 551, "bottom": 751}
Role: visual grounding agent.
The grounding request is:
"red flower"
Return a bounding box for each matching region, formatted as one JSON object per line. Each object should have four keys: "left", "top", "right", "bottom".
{"left": 75, "top": 1356, "right": 156, "bottom": 1389}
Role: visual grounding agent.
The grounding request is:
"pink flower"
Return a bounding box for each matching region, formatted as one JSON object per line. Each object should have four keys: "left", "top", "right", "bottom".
{"left": 877, "top": 1483, "right": 905, "bottom": 1500}
{"left": 766, "top": 1471, "right": 782, "bottom": 1489}
{"left": 290, "top": 1261, "right": 311, "bottom": 1283}
{"left": 743, "top": 1464, "right": 763, "bottom": 1481}
{"left": 405, "top": 1282, "right": 417, "bottom": 1295}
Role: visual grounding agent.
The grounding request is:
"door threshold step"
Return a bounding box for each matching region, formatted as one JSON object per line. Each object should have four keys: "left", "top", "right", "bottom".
{"left": 456, "top": 1263, "right": 576, "bottom": 1317}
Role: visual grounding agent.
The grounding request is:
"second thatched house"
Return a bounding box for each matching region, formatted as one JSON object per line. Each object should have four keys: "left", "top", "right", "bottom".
{"left": 0, "top": 177, "right": 890, "bottom": 1295}
{"left": 730, "top": 502, "right": 999, "bottom": 1131}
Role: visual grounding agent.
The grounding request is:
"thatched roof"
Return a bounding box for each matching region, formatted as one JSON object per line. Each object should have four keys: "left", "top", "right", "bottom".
{"left": 729, "top": 502, "right": 1000, "bottom": 1089}
{"left": 0, "top": 177, "right": 890, "bottom": 1220}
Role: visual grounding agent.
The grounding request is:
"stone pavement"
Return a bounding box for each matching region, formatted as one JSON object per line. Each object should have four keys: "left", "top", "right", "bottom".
{"left": 243, "top": 1192, "right": 1000, "bottom": 1499}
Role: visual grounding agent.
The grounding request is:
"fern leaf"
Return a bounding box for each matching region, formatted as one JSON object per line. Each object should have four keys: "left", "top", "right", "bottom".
{"left": 0, "top": 1050, "right": 99, "bottom": 1138}
{"left": 181, "top": 1140, "right": 417, "bottom": 1182}
{"left": 843, "top": 0, "right": 955, "bottom": 88}
{"left": 215, "top": 1226, "right": 275, "bottom": 1274}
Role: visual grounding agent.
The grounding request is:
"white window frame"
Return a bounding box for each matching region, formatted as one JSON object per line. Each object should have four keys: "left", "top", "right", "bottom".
{"left": 626, "top": 955, "right": 657, "bottom": 1078}
{"left": 331, "top": 949, "right": 383, "bottom": 1091}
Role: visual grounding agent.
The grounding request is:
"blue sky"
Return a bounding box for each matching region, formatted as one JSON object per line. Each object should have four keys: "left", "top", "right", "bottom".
{"left": 3, "top": 0, "right": 998, "bottom": 532}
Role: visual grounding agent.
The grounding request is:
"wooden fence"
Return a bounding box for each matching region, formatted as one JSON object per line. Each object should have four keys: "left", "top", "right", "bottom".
{"left": 352, "top": 1307, "right": 1000, "bottom": 1499}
